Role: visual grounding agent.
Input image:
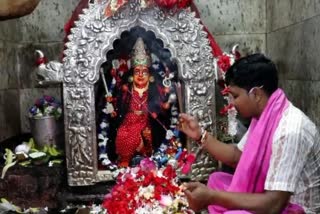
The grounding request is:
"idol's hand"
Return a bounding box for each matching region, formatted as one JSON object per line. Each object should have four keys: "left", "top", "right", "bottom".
{"left": 178, "top": 113, "right": 201, "bottom": 141}
{"left": 136, "top": 139, "right": 144, "bottom": 152}
{"left": 142, "top": 127, "right": 152, "bottom": 142}
{"left": 184, "top": 182, "right": 213, "bottom": 212}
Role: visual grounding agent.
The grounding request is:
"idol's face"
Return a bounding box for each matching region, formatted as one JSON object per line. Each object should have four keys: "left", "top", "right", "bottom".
{"left": 133, "top": 65, "right": 150, "bottom": 88}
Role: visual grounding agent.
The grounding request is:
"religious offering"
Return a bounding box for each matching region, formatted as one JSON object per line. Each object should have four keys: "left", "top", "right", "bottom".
{"left": 103, "top": 158, "right": 194, "bottom": 214}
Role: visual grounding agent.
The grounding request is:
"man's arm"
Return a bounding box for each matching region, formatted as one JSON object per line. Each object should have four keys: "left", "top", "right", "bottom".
{"left": 210, "top": 190, "right": 291, "bottom": 213}
{"left": 185, "top": 182, "right": 292, "bottom": 214}
{"left": 202, "top": 134, "right": 242, "bottom": 168}
{"left": 178, "top": 113, "right": 242, "bottom": 168}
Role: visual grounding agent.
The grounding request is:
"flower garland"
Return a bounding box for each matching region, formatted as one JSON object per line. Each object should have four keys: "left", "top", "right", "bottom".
{"left": 216, "top": 45, "right": 240, "bottom": 138}
{"left": 103, "top": 158, "right": 194, "bottom": 214}
{"left": 104, "top": 0, "right": 192, "bottom": 17}
{"left": 97, "top": 60, "right": 119, "bottom": 170}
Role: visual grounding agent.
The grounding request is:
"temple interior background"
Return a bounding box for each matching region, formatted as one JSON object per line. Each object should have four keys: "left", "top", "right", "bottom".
{"left": 0, "top": 0, "right": 319, "bottom": 212}
{"left": 1, "top": 0, "right": 319, "bottom": 142}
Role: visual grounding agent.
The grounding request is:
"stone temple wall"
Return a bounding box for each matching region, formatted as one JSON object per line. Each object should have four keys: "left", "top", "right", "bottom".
{"left": 0, "top": 0, "right": 79, "bottom": 141}
{"left": 195, "top": 0, "right": 267, "bottom": 55}
{"left": 267, "top": 0, "right": 320, "bottom": 128}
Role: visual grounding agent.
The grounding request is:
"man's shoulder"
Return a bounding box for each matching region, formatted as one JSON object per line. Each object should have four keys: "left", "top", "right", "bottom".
{"left": 284, "top": 103, "right": 316, "bottom": 127}
{"left": 277, "top": 102, "right": 319, "bottom": 141}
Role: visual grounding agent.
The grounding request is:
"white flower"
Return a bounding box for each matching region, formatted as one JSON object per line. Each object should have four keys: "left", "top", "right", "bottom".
{"left": 101, "top": 158, "right": 111, "bottom": 166}
{"left": 139, "top": 186, "right": 154, "bottom": 200}
{"left": 110, "top": 0, "right": 118, "bottom": 11}
{"left": 89, "top": 204, "right": 105, "bottom": 214}
{"left": 140, "top": 0, "right": 148, "bottom": 8}
{"left": 44, "top": 106, "right": 54, "bottom": 115}
{"left": 227, "top": 106, "right": 238, "bottom": 136}
{"left": 112, "top": 59, "right": 119, "bottom": 69}
{"left": 160, "top": 195, "right": 173, "bottom": 207}
{"left": 165, "top": 130, "right": 175, "bottom": 140}
{"left": 98, "top": 136, "right": 108, "bottom": 147}
{"left": 102, "top": 103, "right": 114, "bottom": 114}
{"left": 14, "top": 143, "right": 30, "bottom": 154}
{"left": 112, "top": 170, "right": 120, "bottom": 178}
{"left": 100, "top": 122, "right": 108, "bottom": 129}
{"left": 57, "top": 107, "right": 62, "bottom": 114}
{"left": 35, "top": 111, "right": 43, "bottom": 118}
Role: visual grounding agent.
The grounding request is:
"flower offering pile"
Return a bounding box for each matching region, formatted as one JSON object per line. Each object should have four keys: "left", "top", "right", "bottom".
{"left": 103, "top": 158, "right": 194, "bottom": 214}
{"left": 28, "top": 95, "right": 62, "bottom": 119}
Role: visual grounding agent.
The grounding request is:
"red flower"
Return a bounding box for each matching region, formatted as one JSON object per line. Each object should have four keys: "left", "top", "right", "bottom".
{"left": 234, "top": 50, "right": 241, "bottom": 60}
{"left": 219, "top": 103, "right": 234, "bottom": 116}
{"left": 105, "top": 96, "right": 113, "bottom": 103}
{"left": 110, "top": 68, "right": 117, "bottom": 77}
{"left": 155, "top": 0, "right": 177, "bottom": 8}
{"left": 151, "top": 112, "right": 158, "bottom": 119}
{"left": 163, "top": 165, "right": 177, "bottom": 179}
{"left": 154, "top": 190, "right": 161, "bottom": 200}
{"left": 104, "top": 0, "right": 128, "bottom": 17}
{"left": 177, "top": 151, "right": 196, "bottom": 175}
{"left": 177, "top": 150, "right": 188, "bottom": 164}
{"left": 181, "top": 153, "right": 196, "bottom": 174}
{"left": 140, "top": 158, "right": 156, "bottom": 172}
{"left": 221, "top": 86, "right": 230, "bottom": 96}
{"left": 121, "top": 84, "right": 129, "bottom": 92}
{"left": 219, "top": 105, "right": 228, "bottom": 116}
{"left": 217, "top": 54, "right": 231, "bottom": 72}
{"left": 35, "top": 56, "right": 47, "bottom": 66}
{"left": 103, "top": 162, "right": 189, "bottom": 213}
{"left": 118, "top": 59, "right": 129, "bottom": 72}
{"left": 142, "top": 173, "right": 154, "bottom": 186}
{"left": 177, "top": 0, "right": 191, "bottom": 8}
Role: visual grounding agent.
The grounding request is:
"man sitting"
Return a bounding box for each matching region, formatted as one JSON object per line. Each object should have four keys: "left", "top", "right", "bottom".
{"left": 179, "top": 54, "right": 320, "bottom": 213}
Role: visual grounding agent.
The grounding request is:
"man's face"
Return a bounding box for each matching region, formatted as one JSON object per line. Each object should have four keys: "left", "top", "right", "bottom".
{"left": 133, "top": 65, "right": 150, "bottom": 88}
{"left": 228, "top": 85, "right": 258, "bottom": 118}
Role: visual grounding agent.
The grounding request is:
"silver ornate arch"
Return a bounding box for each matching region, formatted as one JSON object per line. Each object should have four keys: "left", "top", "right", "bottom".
{"left": 39, "top": 1, "right": 218, "bottom": 186}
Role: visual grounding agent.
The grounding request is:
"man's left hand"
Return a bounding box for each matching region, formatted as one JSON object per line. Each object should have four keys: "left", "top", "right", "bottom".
{"left": 184, "top": 182, "right": 214, "bottom": 212}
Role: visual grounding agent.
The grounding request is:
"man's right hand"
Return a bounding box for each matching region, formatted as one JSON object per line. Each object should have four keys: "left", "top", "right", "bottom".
{"left": 178, "top": 113, "right": 202, "bottom": 141}
{"left": 179, "top": 114, "right": 242, "bottom": 168}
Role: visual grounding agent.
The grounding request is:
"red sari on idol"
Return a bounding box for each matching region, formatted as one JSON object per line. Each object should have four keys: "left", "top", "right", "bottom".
{"left": 115, "top": 89, "right": 152, "bottom": 167}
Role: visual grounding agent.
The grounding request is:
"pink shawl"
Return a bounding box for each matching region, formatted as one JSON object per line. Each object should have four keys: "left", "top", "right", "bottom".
{"left": 229, "top": 88, "right": 289, "bottom": 193}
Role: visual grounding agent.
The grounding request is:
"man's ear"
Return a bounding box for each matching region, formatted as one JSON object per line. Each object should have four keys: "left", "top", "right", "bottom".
{"left": 255, "top": 94, "right": 261, "bottom": 102}
{"left": 254, "top": 88, "right": 265, "bottom": 102}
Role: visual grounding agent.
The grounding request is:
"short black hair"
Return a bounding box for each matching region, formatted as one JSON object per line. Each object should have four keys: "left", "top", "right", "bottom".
{"left": 225, "top": 53, "right": 278, "bottom": 96}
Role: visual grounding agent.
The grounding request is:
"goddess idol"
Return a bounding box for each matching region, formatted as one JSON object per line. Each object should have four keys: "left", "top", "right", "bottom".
{"left": 100, "top": 37, "right": 178, "bottom": 167}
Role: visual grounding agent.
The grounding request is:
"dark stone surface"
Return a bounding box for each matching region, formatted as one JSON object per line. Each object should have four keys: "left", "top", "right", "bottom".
{"left": 0, "top": 165, "right": 66, "bottom": 209}
{"left": 0, "top": 90, "right": 21, "bottom": 142}
{"left": 0, "top": 134, "right": 114, "bottom": 210}
{"left": 0, "top": 165, "right": 115, "bottom": 210}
